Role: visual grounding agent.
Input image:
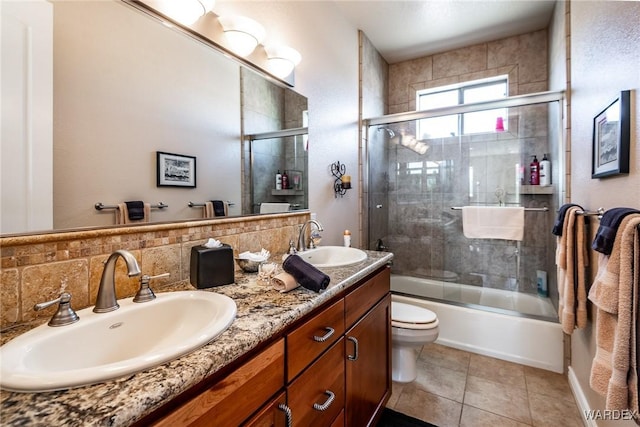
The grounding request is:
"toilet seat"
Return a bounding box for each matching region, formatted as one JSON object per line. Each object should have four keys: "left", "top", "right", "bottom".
{"left": 391, "top": 302, "right": 439, "bottom": 330}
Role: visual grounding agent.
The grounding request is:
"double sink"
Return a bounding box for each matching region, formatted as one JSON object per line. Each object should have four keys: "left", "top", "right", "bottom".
{"left": 0, "top": 246, "right": 366, "bottom": 393}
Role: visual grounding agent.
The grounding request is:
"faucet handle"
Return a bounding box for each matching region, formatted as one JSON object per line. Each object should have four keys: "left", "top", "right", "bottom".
{"left": 34, "top": 292, "right": 80, "bottom": 327}
{"left": 133, "top": 272, "right": 170, "bottom": 303}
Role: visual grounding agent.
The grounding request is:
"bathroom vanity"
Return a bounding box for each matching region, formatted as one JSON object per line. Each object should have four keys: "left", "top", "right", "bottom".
{"left": 0, "top": 251, "right": 392, "bottom": 427}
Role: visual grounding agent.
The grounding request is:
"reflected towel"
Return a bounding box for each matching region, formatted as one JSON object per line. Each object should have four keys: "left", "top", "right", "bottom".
{"left": 462, "top": 206, "right": 524, "bottom": 241}
{"left": 272, "top": 272, "right": 299, "bottom": 293}
{"left": 259, "top": 203, "right": 290, "bottom": 214}
{"left": 282, "top": 254, "right": 329, "bottom": 293}
{"left": 204, "top": 201, "right": 228, "bottom": 218}
{"left": 116, "top": 202, "right": 151, "bottom": 224}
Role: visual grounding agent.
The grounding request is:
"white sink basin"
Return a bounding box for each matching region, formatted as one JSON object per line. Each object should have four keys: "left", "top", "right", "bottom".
{"left": 298, "top": 246, "right": 367, "bottom": 267}
{"left": 0, "top": 291, "right": 236, "bottom": 392}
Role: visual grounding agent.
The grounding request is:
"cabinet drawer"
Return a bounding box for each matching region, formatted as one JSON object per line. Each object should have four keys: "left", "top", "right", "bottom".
{"left": 288, "top": 338, "right": 345, "bottom": 427}
{"left": 345, "top": 267, "right": 390, "bottom": 328}
{"left": 243, "top": 391, "right": 287, "bottom": 427}
{"left": 153, "top": 339, "right": 285, "bottom": 427}
{"left": 286, "top": 298, "right": 344, "bottom": 380}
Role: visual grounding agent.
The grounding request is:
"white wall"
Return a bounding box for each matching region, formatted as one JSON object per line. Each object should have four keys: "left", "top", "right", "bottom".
{"left": 216, "top": 1, "right": 361, "bottom": 247}
{"left": 569, "top": 2, "right": 640, "bottom": 425}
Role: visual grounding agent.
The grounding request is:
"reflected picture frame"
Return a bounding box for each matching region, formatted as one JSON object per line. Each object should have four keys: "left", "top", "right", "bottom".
{"left": 591, "top": 90, "right": 631, "bottom": 178}
{"left": 157, "top": 151, "right": 196, "bottom": 188}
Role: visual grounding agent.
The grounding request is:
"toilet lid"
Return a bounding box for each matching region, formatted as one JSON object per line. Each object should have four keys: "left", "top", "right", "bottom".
{"left": 392, "top": 302, "right": 437, "bottom": 324}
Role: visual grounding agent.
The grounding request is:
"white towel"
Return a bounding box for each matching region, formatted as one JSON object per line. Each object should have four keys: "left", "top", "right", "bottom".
{"left": 259, "top": 203, "right": 290, "bottom": 214}
{"left": 462, "top": 206, "right": 525, "bottom": 241}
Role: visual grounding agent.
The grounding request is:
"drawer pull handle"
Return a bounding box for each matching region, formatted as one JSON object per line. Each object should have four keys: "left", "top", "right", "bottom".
{"left": 313, "top": 327, "right": 335, "bottom": 343}
{"left": 313, "top": 390, "right": 335, "bottom": 412}
{"left": 277, "top": 403, "right": 293, "bottom": 427}
{"left": 347, "top": 336, "right": 359, "bottom": 361}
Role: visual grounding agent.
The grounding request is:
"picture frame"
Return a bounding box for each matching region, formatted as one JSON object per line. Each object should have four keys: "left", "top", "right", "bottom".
{"left": 591, "top": 90, "right": 631, "bottom": 178}
{"left": 156, "top": 151, "right": 196, "bottom": 188}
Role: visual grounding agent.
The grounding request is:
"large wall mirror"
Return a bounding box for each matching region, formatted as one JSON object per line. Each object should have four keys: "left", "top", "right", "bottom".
{"left": 1, "top": 0, "right": 308, "bottom": 236}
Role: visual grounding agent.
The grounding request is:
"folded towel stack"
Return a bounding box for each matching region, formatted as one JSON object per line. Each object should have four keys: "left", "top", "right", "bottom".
{"left": 588, "top": 213, "right": 640, "bottom": 413}
{"left": 552, "top": 203, "right": 582, "bottom": 236}
{"left": 282, "top": 254, "right": 330, "bottom": 293}
{"left": 555, "top": 205, "right": 589, "bottom": 334}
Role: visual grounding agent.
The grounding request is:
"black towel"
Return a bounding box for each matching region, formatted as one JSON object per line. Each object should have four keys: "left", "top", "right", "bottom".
{"left": 552, "top": 203, "right": 582, "bottom": 236}
{"left": 282, "top": 254, "right": 330, "bottom": 293}
{"left": 211, "top": 200, "right": 226, "bottom": 217}
{"left": 124, "top": 201, "right": 145, "bottom": 221}
{"left": 592, "top": 207, "right": 640, "bottom": 254}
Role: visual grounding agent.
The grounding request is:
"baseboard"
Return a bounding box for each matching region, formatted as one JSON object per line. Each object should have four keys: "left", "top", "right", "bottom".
{"left": 568, "top": 366, "right": 596, "bottom": 427}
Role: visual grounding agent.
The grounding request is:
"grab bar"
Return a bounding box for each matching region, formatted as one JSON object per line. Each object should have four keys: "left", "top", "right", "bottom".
{"left": 451, "top": 206, "right": 548, "bottom": 212}
{"left": 95, "top": 202, "right": 168, "bottom": 211}
{"left": 576, "top": 207, "right": 605, "bottom": 219}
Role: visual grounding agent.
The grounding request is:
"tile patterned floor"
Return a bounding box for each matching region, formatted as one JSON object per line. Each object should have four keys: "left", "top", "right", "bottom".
{"left": 386, "top": 343, "right": 585, "bottom": 427}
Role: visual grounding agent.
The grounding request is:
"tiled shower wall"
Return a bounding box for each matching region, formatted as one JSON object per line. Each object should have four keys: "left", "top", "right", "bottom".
{"left": 0, "top": 213, "right": 309, "bottom": 329}
{"left": 371, "top": 29, "right": 561, "bottom": 296}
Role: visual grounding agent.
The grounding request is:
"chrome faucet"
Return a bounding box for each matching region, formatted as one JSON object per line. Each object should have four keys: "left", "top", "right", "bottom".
{"left": 297, "top": 219, "right": 324, "bottom": 251}
{"left": 94, "top": 250, "right": 141, "bottom": 313}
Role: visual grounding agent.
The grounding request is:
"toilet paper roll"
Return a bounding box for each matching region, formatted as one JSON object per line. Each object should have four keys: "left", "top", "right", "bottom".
{"left": 272, "top": 272, "right": 299, "bottom": 293}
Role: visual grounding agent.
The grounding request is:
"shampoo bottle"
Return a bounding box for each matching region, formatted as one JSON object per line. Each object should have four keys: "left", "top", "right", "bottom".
{"left": 275, "top": 170, "right": 282, "bottom": 190}
{"left": 536, "top": 270, "right": 548, "bottom": 297}
{"left": 282, "top": 170, "right": 289, "bottom": 190}
{"left": 539, "top": 153, "right": 551, "bottom": 186}
{"left": 529, "top": 155, "right": 540, "bottom": 185}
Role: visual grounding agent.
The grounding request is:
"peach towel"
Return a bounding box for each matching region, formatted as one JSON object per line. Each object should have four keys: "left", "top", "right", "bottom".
{"left": 115, "top": 203, "right": 150, "bottom": 224}
{"left": 556, "top": 207, "right": 589, "bottom": 334}
{"left": 203, "top": 201, "right": 228, "bottom": 218}
{"left": 588, "top": 214, "right": 640, "bottom": 413}
{"left": 271, "top": 272, "right": 299, "bottom": 293}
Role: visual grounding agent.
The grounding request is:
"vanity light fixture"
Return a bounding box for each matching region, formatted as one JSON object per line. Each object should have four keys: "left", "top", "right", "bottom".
{"left": 264, "top": 45, "right": 302, "bottom": 78}
{"left": 218, "top": 16, "right": 265, "bottom": 57}
{"left": 157, "top": 0, "right": 215, "bottom": 25}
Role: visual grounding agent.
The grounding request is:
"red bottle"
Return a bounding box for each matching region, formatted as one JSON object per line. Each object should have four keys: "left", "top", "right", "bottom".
{"left": 282, "top": 170, "right": 289, "bottom": 189}
{"left": 530, "top": 155, "right": 540, "bottom": 185}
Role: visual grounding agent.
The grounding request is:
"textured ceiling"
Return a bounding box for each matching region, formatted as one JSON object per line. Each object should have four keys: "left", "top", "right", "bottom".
{"left": 334, "top": 0, "right": 557, "bottom": 63}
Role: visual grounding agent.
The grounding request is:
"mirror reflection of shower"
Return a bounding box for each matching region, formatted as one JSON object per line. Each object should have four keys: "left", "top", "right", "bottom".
{"left": 378, "top": 126, "right": 429, "bottom": 155}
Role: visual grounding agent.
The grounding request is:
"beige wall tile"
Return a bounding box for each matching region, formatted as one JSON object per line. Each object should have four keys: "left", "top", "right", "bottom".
{"left": 1, "top": 269, "right": 19, "bottom": 325}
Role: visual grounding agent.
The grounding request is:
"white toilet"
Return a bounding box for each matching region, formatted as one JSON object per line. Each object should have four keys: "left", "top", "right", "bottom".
{"left": 391, "top": 300, "right": 440, "bottom": 383}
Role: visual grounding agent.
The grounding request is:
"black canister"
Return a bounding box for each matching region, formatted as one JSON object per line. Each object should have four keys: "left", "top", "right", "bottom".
{"left": 190, "top": 244, "right": 234, "bottom": 288}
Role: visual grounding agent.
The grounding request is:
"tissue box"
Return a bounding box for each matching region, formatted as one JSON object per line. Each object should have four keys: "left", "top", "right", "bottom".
{"left": 190, "top": 244, "right": 234, "bottom": 289}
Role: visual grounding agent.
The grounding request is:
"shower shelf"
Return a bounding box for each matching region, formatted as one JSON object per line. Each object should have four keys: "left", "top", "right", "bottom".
{"left": 519, "top": 185, "right": 554, "bottom": 195}
{"left": 271, "top": 189, "right": 304, "bottom": 196}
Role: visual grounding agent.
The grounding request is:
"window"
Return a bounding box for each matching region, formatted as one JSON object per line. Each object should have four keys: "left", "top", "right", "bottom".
{"left": 416, "top": 77, "right": 508, "bottom": 138}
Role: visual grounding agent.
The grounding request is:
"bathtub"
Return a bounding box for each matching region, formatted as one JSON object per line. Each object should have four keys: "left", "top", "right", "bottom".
{"left": 392, "top": 275, "right": 564, "bottom": 373}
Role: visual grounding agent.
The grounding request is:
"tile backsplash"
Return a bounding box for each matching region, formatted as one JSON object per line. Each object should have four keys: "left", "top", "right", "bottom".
{"left": 0, "top": 212, "right": 309, "bottom": 329}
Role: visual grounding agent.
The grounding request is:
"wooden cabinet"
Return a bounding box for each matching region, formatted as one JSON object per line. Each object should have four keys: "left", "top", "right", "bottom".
{"left": 142, "top": 266, "right": 390, "bottom": 427}
{"left": 287, "top": 338, "right": 345, "bottom": 426}
{"left": 345, "top": 295, "right": 391, "bottom": 427}
{"left": 151, "top": 339, "right": 285, "bottom": 427}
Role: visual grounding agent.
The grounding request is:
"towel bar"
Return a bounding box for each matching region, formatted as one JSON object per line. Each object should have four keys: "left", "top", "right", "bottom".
{"left": 575, "top": 207, "right": 605, "bottom": 219}
{"left": 95, "top": 202, "right": 168, "bottom": 211}
{"left": 188, "top": 201, "right": 235, "bottom": 208}
{"left": 451, "top": 206, "right": 548, "bottom": 212}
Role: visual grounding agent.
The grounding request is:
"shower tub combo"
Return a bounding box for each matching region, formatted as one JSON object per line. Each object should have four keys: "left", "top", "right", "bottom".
{"left": 392, "top": 274, "right": 563, "bottom": 373}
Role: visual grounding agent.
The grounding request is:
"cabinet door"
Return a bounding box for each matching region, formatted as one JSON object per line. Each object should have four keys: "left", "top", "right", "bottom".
{"left": 345, "top": 294, "right": 391, "bottom": 427}
{"left": 243, "top": 391, "right": 288, "bottom": 427}
{"left": 288, "top": 338, "right": 345, "bottom": 427}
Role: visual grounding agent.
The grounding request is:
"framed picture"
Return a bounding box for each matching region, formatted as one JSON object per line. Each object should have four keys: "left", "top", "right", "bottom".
{"left": 156, "top": 151, "right": 196, "bottom": 187}
{"left": 591, "top": 90, "right": 631, "bottom": 178}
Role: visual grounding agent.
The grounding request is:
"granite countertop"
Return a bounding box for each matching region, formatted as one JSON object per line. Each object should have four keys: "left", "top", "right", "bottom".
{"left": 0, "top": 250, "right": 393, "bottom": 427}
